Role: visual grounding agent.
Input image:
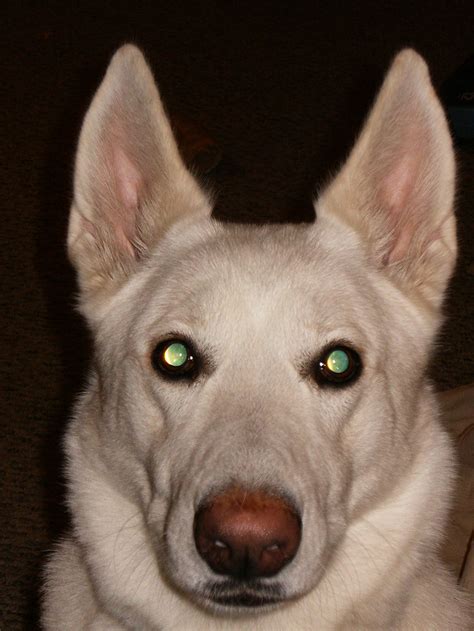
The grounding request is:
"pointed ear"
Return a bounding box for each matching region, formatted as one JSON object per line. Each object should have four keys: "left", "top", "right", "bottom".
{"left": 317, "top": 50, "right": 456, "bottom": 310}
{"left": 68, "top": 45, "right": 211, "bottom": 321}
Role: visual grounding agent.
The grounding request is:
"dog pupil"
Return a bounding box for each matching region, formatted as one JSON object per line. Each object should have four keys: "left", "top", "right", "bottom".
{"left": 163, "top": 343, "right": 188, "bottom": 367}
{"left": 326, "top": 350, "right": 349, "bottom": 374}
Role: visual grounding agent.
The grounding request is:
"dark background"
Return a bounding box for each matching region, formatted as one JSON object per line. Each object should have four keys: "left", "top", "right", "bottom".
{"left": 1, "top": 2, "right": 473, "bottom": 628}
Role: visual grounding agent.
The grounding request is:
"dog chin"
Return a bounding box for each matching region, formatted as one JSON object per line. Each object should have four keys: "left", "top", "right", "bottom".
{"left": 193, "top": 579, "right": 287, "bottom": 615}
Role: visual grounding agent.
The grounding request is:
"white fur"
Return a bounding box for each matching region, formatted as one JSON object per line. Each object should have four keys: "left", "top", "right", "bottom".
{"left": 42, "top": 46, "right": 472, "bottom": 629}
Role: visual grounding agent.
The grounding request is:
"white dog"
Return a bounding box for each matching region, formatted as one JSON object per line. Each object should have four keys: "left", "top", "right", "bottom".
{"left": 42, "top": 45, "right": 472, "bottom": 629}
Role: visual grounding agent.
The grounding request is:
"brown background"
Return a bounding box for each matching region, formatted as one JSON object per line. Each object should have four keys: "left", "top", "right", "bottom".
{"left": 1, "top": 2, "right": 473, "bottom": 628}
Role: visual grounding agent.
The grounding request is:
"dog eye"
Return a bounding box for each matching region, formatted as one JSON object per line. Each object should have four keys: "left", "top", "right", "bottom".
{"left": 152, "top": 339, "right": 197, "bottom": 379}
{"left": 314, "top": 346, "right": 361, "bottom": 386}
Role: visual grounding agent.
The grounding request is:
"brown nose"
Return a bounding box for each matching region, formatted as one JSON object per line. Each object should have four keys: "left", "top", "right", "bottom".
{"left": 194, "top": 487, "right": 301, "bottom": 579}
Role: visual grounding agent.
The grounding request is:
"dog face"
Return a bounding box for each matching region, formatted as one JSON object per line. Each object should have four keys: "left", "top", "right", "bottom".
{"left": 68, "top": 46, "right": 455, "bottom": 614}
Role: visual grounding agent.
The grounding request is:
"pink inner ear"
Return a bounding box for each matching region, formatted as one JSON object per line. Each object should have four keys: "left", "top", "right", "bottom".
{"left": 113, "top": 146, "right": 142, "bottom": 212}
{"left": 110, "top": 146, "right": 143, "bottom": 257}
{"left": 381, "top": 153, "right": 419, "bottom": 263}
{"left": 382, "top": 153, "right": 417, "bottom": 215}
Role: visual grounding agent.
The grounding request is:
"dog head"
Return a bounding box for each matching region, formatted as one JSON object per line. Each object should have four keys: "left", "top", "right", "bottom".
{"left": 68, "top": 46, "right": 455, "bottom": 615}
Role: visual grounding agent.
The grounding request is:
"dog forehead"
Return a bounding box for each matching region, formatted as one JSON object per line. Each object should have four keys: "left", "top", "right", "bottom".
{"left": 138, "top": 220, "right": 373, "bottom": 335}
{"left": 157, "top": 219, "right": 358, "bottom": 282}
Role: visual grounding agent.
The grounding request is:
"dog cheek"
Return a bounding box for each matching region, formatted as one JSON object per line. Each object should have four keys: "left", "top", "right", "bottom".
{"left": 341, "top": 404, "right": 412, "bottom": 517}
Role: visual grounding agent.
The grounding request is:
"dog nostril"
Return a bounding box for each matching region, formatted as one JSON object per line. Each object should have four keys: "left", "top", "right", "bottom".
{"left": 194, "top": 487, "right": 301, "bottom": 579}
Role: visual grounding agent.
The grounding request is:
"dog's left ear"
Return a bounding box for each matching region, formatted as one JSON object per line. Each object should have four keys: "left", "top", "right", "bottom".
{"left": 68, "top": 45, "right": 211, "bottom": 322}
{"left": 317, "top": 50, "right": 456, "bottom": 310}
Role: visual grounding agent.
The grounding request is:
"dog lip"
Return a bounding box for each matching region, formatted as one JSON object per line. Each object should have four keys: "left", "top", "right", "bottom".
{"left": 201, "top": 579, "right": 284, "bottom": 609}
{"left": 210, "top": 592, "right": 282, "bottom": 608}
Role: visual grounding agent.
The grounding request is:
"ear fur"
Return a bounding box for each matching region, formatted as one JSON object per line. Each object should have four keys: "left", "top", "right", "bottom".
{"left": 317, "top": 50, "right": 456, "bottom": 310}
{"left": 68, "top": 45, "right": 211, "bottom": 321}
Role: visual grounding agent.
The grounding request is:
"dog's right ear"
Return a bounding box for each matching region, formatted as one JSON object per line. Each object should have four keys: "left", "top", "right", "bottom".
{"left": 317, "top": 50, "right": 456, "bottom": 312}
{"left": 68, "top": 45, "right": 211, "bottom": 322}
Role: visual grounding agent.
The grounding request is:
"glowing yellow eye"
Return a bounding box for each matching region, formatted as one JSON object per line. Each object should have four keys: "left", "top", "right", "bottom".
{"left": 152, "top": 339, "right": 197, "bottom": 379}
{"left": 326, "top": 349, "right": 350, "bottom": 374}
{"left": 163, "top": 342, "right": 188, "bottom": 367}
{"left": 315, "top": 345, "right": 361, "bottom": 386}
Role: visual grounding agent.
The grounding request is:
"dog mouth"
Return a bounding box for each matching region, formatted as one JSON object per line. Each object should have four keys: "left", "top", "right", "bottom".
{"left": 200, "top": 579, "right": 285, "bottom": 610}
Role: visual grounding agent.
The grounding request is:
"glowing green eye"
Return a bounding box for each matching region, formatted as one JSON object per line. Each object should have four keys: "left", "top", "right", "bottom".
{"left": 152, "top": 339, "right": 197, "bottom": 379}
{"left": 326, "top": 349, "right": 350, "bottom": 374}
{"left": 163, "top": 342, "right": 188, "bottom": 367}
{"left": 315, "top": 345, "right": 361, "bottom": 386}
